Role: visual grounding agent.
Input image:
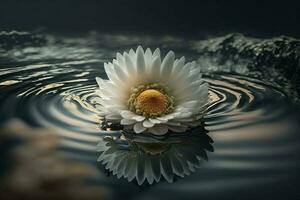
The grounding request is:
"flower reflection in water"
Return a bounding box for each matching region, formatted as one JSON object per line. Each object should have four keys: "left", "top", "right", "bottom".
{"left": 97, "top": 124, "right": 214, "bottom": 185}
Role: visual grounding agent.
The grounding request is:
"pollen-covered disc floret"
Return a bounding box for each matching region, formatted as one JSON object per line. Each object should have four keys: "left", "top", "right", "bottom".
{"left": 128, "top": 84, "right": 174, "bottom": 118}
{"left": 95, "top": 46, "right": 209, "bottom": 135}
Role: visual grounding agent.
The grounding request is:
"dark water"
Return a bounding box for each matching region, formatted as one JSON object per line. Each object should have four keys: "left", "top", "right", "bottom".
{"left": 0, "top": 32, "right": 300, "bottom": 199}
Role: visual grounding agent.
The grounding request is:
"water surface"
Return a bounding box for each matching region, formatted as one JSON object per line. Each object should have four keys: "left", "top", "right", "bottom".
{"left": 0, "top": 32, "right": 300, "bottom": 200}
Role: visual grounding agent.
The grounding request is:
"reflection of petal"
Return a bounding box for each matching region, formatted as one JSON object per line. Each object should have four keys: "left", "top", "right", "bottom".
{"left": 97, "top": 126, "right": 214, "bottom": 185}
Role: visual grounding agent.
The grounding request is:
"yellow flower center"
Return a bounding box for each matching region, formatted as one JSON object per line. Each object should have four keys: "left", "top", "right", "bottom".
{"left": 135, "top": 89, "right": 168, "bottom": 116}
{"left": 127, "top": 84, "right": 174, "bottom": 118}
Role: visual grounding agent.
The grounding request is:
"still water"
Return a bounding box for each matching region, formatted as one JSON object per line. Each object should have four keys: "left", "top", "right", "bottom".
{"left": 0, "top": 32, "right": 299, "bottom": 199}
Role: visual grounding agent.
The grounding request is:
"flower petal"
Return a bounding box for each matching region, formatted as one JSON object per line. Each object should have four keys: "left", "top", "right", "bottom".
{"left": 149, "top": 124, "right": 168, "bottom": 135}
{"left": 121, "top": 119, "right": 136, "bottom": 125}
{"left": 129, "top": 49, "right": 136, "bottom": 60}
{"left": 134, "top": 122, "right": 147, "bottom": 133}
{"left": 144, "top": 48, "right": 152, "bottom": 66}
{"left": 116, "top": 52, "right": 125, "bottom": 67}
{"left": 152, "top": 48, "right": 160, "bottom": 58}
{"left": 167, "top": 125, "right": 188, "bottom": 133}
{"left": 113, "top": 62, "right": 128, "bottom": 81}
{"left": 96, "top": 77, "right": 105, "bottom": 88}
{"left": 120, "top": 110, "right": 136, "bottom": 119}
{"left": 136, "top": 46, "right": 146, "bottom": 75}
{"left": 106, "top": 114, "right": 122, "bottom": 120}
{"left": 172, "top": 56, "right": 185, "bottom": 74}
{"left": 124, "top": 52, "right": 136, "bottom": 76}
{"left": 150, "top": 56, "right": 161, "bottom": 82}
{"left": 143, "top": 119, "right": 154, "bottom": 128}
{"left": 132, "top": 115, "right": 146, "bottom": 122}
{"left": 161, "top": 51, "right": 175, "bottom": 79}
{"left": 104, "top": 62, "right": 121, "bottom": 85}
{"left": 181, "top": 100, "right": 198, "bottom": 108}
{"left": 148, "top": 118, "right": 161, "bottom": 124}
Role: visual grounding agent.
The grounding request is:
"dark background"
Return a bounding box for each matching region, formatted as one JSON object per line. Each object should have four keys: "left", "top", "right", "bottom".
{"left": 0, "top": 0, "right": 300, "bottom": 37}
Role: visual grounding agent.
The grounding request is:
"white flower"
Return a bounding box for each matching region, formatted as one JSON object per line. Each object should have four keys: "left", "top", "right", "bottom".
{"left": 95, "top": 46, "right": 208, "bottom": 135}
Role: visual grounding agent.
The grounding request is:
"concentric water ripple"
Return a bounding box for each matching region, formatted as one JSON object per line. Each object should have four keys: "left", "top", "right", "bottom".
{"left": 205, "top": 74, "right": 289, "bottom": 130}
{"left": 0, "top": 63, "right": 295, "bottom": 145}
{"left": 1, "top": 67, "right": 289, "bottom": 149}
{"left": 0, "top": 59, "right": 299, "bottom": 199}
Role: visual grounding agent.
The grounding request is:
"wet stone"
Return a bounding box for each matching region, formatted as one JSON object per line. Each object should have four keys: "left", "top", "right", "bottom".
{"left": 194, "top": 33, "right": 300, "bottom": 102}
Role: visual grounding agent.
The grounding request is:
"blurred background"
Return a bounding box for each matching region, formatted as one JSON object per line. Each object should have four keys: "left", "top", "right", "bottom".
{"left": 1, "top": 0, "right": 300, "bottom": 37}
